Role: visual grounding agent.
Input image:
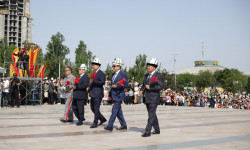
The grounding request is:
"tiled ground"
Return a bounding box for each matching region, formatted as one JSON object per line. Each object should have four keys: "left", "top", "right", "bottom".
{"left": 0, "top": 104, "right": 250, "bottom": 150}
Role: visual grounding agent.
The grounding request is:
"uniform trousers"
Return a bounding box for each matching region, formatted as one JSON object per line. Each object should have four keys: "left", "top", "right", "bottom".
{"left": 48, "top": 92, "right": 54, "bottom": 104}
{"left": 107, "top": 100, "right": 127, "bottom": 127}
{"left": 145, "top": 103, "right": 160, "bottom": 133}
{"left": 63, "top": 96, "right": 74, "bottom": 121}
{"left": 2, "top": 92, "right": 10, "bottom": 106}
{"left": 23, "top": 64, "right": 30, "bottom": 77}
{"left": 11, "top": 89, "right": 19, "bottom": 107}
{"left": 90, "top": 97, "right": 106, "bottom": 124}
{"left": 72, "top": 98, "right": 85, "bottom": 122}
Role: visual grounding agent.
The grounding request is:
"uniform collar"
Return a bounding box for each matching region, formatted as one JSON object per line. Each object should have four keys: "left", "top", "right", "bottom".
{"left": 67, "top": 74, "right": 72, "bottom": 77}
{"left": 96, "top": 69, "right": 100, "bottom": 73}
{"left": 115, "top": 70, "right": 121, "bottom": 75}
{"left": 80, "top": 73, "right": 85, "bottom": 78}
{"left": 149, "top": 70, "right": 156, "bottom": 76}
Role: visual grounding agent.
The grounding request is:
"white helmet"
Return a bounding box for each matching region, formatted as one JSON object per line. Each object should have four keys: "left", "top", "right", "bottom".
{"left": 51, "top": 77, "right": 54, "bottom": 81}
{"left": 92, "top": 58, "right": 101, "bottom": 66}
{"left": 112, "top": 58, "right": 123, "bottom": 66}
{"left": 79, "top": 64, "right": 87, "bottom": 70}
{"left": 147, "top": 58, "right": 158, "bottom": 68}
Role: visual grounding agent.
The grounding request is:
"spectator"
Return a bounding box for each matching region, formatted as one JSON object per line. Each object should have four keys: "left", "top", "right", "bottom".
{"left": 128, "top": 88, "right": 134, "bottom": 104}
{"left": 134, "top": 83, "right": 139, "bottom": 104}
{"left": 2, "top": 75, "right": 10, "bottom": 107}
{"left": 48, "top": 78, "right": 55, "bottom": 104}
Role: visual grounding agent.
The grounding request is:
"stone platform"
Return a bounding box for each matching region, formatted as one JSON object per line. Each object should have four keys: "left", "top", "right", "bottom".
{"left": 0, "top": 104, "right": 250, "bottom": 150}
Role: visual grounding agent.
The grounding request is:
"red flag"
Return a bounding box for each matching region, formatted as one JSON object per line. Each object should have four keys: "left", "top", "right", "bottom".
{"left": 29, "top": 49, "right": 34, "bottom": 77}
{"left": 41, "top": 64, "right": 46, "bottom": 78}
{"left": 34, "top": 65, "right": 39, "bottom": 77}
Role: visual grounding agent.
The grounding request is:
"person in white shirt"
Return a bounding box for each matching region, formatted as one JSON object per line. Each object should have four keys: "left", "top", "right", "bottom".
{"left": 2, "top": 75, "right": 10, "bottom": 107}
{"left": 0, "top": 79, "right": 2, "bottom": 108}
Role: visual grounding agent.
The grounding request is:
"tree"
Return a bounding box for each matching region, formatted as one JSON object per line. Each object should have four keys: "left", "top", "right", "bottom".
{"left": 0, "top": 37, "right": 15, "bottom": 68}
{"left": 74, "top": 40, "right": 95, "bottom": 76}
{"left": 127, "top": 54, "right": 147, "bottom": 84}
{"left": 195, "top": 70, "right": 216, "bottom": 92}
{"left": 176, "top": 73, "right": 195, "bottom": 91}
{"left": 44, "top": 32, "right": 70, "bottom": 78}
{"left": 160, "top": 69, "right": 173, "bottom": 90}
{"left": 105, "top": 63, "right": 113, "bottom": 80}
{"left": 214, "top": 69, "right": 247, "bottom": 93}
{"left": 247, "top": 77, "right": 250, "bottom": 94}
{"left": 86, "top": 50, "right": 95, "bottom": 75}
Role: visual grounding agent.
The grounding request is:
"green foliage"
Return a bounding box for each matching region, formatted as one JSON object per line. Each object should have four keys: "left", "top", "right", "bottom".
{"left": 44, "top": 32, "right": 70, "bottom": 78}
{"left": 195, "top": 70, "right": 216, "bottom": 92}
{"left": 247, "top": 77, "right": 250, "bottom": 94}
{"left": 127, "top": 54, "right": 147, "bottom": 84}
{"left": 0, "top": 37, "right": 15, "bottom": 68}
{"left": 176, "top": 73, "right": 195, "bottom": 91}
{"left": 214, "top": 69, "right": 247, "bottom": 93}
{"left": 161, "top": 69, "right": 173, "bottom": 90}
{"left": 105, "top": 63, "right": 113, "bottom": 80}
{"left": 74, "top": 40, "right": 95, "bottom": 76}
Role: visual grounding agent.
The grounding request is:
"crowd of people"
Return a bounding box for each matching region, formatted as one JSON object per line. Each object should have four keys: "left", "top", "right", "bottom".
{"left": 1, "top": 75, "right": 249, "bottom": 110}
{"left": 1, "top": 57, "right": 249, "bottom": 138}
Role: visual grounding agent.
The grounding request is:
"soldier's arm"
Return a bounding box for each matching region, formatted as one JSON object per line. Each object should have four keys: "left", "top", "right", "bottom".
{"left": 148, "top": 74, "right": 164, "bottom": 92}
{"left": 93, "top": 72, "right": 105, "bottom": 85}
{"left": 76, "top": 77, "right": 89, "bottom": 90}
{"left": 116, "top": 73, "right": 128, "bottom": 90}
{"left": 67, "top": 76, "right": 75, "bottom": 89}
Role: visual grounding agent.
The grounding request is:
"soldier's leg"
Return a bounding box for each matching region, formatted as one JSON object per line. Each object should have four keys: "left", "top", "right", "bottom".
{"left": 96, "top": 97, "right": 106, "bottom": 122}
{"left": 76, "top": 100, "right": 85, "bottom": 122}
{"left": 16, "top": 91, "right": 20, "bottom": 107}
{"left": 11, "top": 92, "right": 14, "bottom": 107}
{"left": 63, "top": 97, "right": 73, "bottom": 121}
{"left": 145, "top": 103, "right": 158, "bottom": 133}
{"left": 72, "top": 98, "right": 79, "bottom": 120}
{"left": 152, "top": 105, "right": 160, "bottom": 131}
{"left": 68, "top": 99, "right": 74, "bottom": 121}
{"left": 116, "top": 102, "right": 127, "bottom": 127}
{"left": 92, "top": 98, "right": 105, "bottom": 124}
{"left": 90, "top": 98, "right": 95, "bottom": 114}
{"left": 107, "top": 101, "right": 121, "bottom": 127}
{"left": 25, "top": 65, "right": 31, "bottom": 77}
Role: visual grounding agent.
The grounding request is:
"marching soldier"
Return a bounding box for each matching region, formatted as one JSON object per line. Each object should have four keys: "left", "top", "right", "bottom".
{"left": 9, "top": 73, "right": 21, "bottom": 108}
{"left": 104, "top": 58, "right": 128, "bottom": 131}
{"left": 72, "top": 64, "right": 89, "bottom": 126}
{"left": 60, "top": 65, "right": 75, "bottom": 123}
{"left": 140, "top": 58, "right": 164, "bottom": 137}
{"left": 89, "top": 58, "right": 107, "bottom": 128}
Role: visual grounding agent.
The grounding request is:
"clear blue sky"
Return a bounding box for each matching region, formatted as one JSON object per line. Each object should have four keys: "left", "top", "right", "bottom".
{"left": 31, "top": 0, "right": 250, "bottom": 72}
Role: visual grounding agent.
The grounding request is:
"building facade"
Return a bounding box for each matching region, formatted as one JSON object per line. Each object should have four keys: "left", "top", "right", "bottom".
{"left": 0, "top": 0, "right": 32, "bottom": 48}
{"left": 176, "top": 60, "right": 226, "bottom": 75}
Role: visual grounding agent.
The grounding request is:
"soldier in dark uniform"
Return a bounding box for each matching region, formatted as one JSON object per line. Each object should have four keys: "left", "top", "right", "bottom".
{"left": 10, "top": 73, "right": 21, "bottom": 108}
{"left": 14, "top": 49, "right": 25, "bottom": 68}
{"left": 72, "top": 64, "right": 89, "bottom": 126}
{"left": 140, "top": 58, "right": 164, "bottom": 137}
{"left": 22, "top": 51, "right": 30, "bottom": 77}
{"left": 89, "top": 58, "right": 107, "bottom": 128}
{"left": 104, "top": 58, "right": 128, "bottom": 131}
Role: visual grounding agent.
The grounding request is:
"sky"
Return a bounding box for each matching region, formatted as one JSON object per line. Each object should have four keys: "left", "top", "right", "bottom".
{"left": 31, "top": 0, "right": 250, "bottom": 72}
